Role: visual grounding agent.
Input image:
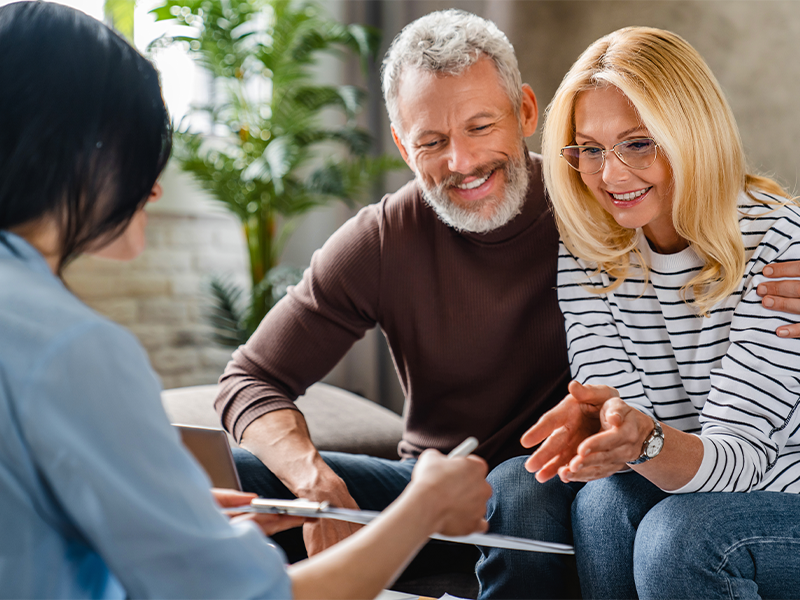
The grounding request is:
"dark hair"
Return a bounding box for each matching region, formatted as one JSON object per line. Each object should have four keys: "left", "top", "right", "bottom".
{"left": 0, "top": 1, "right": 172, "bottom": 273}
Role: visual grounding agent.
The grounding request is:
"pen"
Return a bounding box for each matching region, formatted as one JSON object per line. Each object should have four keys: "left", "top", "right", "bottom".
{"left": 447, "top": 436, "right": 479, "bottom": 458}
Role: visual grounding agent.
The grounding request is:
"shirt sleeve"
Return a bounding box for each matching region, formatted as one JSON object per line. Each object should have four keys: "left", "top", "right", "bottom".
{"left": 678, "top": 211, "right": 800, "bottom": 493}
{"left": 557, "top": 242, "right": 652, "bottom": 413}
{"left": 216, "top": 204, "right": 383, "bottom": 441}
{"left": 18, "top": 321, "right": 292, "bottom": 599}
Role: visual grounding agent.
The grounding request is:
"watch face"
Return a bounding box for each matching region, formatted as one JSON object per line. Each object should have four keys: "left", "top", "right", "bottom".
{"left": 645, "top": 436, "right": 664, "bottom": 458}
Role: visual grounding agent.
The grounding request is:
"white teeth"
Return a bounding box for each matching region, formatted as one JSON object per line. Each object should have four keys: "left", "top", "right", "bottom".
{"left": 457, "top": 171, "right": 491, "bottom": 190}
{"left": 611, "top": 187, "right": 650, "bottom": 201}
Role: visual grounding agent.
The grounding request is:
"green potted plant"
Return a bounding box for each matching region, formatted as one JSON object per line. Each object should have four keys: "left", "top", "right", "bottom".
{"left": 150, "top": 0, "right": 400, "bottom": 346}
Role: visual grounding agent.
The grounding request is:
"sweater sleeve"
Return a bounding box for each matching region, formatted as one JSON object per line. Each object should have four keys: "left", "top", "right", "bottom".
{"left": 217, "top": 203, "right": 384, "bottom": 442}
{"left": 676, "top": 207, "right": 800, "bottom": 493}
{"left": 557, "top": 242, "right": 651, "bottom": 412}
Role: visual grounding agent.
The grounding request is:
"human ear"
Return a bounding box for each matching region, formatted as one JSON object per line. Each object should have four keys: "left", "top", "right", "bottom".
{"left": 391, "top": 125, "right": 414, "bottom": 171}
{"left": 519, "top": 84, "right": 539, "bottom": 138}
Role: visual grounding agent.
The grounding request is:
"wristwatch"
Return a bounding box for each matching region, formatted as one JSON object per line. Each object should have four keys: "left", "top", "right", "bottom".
{"left": 627, "top": 418, "right": 664, "bottom": 465}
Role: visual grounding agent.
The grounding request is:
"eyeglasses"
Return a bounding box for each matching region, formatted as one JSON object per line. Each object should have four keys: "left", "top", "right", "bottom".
{"left": 560, "top": 138, "right": 659, "bottom": 174}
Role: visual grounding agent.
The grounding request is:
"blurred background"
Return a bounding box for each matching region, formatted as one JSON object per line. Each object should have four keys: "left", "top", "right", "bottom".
{"left": 13, "top": 0, "right": 799, "bottom": 414}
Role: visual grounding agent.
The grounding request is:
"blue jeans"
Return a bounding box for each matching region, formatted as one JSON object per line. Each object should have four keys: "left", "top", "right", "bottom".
{"left": 572, "top": 471, "right": 800, "bottom": 599}
{"left": 477, "top": 456, "right": 582, "bottom": 599}
{"left": 233, "top": 449, "right": 580, "bottom": 599}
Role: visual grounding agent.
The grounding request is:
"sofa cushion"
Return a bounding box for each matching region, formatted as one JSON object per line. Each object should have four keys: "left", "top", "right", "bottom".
{"left": 161, "top": 382, "right": 404, "bottom": 460}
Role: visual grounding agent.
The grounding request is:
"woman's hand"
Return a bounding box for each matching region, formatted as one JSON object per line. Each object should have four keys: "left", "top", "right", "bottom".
{"left": 405, "top": 449, "right": 492, "bottom": 537}
{"left": 212, "top": 488, "right": 307, "bottom": 537}
{"left": 521, "top": 380, "right": 620, "bottom": 482}
{"left": 555, "top": 399, "right": 654, "bottom": 482}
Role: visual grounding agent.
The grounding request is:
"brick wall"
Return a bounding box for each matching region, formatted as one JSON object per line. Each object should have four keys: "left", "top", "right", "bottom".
{"left": 64, "top": 210, "right": 248, "bottom": 390}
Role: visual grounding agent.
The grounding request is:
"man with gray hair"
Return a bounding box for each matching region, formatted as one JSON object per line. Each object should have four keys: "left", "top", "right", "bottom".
{"left": 216, "top": 9, "right": 575, "bottom": 598}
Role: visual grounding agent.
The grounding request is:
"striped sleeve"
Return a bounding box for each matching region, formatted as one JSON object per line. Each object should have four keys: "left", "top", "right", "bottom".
{"left": 679, "top": 204, "right": 800, "bottom": 493}
{"left": 557, "top": 243, "right": 651, "bottom": 413}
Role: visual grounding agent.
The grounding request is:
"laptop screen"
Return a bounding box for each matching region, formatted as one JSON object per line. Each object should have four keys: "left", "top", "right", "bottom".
{"left": 174, "top": 424, "right": 242, "bottom": 491}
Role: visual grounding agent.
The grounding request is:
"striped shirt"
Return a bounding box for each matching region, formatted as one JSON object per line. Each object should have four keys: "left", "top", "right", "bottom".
{"left": 558, "top": 191, "right": 800, "bottom": 493}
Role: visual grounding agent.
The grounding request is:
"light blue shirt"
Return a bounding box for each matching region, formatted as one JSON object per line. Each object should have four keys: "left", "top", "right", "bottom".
{"left": 0, "top": 232, "right": 292, "bottom": 599}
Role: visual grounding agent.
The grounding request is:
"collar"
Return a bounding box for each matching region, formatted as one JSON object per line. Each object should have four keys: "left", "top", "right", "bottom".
{"left": 0, "top": 230, "right": 56, "bottom": 277}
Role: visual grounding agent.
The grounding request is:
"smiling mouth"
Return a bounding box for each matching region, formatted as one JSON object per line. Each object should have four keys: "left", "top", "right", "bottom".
{"left": 455, "top": 169, "right": 495, "bottom": 190}
{"left": 609, "top": 187, "right": 651, "bottom": 201}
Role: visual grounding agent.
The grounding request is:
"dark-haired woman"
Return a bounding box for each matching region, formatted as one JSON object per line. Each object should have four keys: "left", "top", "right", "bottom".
{"left": 0, "top": 3, "right": 490, "bottom": 598}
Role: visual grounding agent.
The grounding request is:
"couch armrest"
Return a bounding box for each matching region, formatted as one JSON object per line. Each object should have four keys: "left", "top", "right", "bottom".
{"left": 161, "top": 382, "right": 404, "bottom": 460}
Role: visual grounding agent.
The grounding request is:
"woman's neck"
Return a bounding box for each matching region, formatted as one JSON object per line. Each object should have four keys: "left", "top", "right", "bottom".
{"left": 643, "top": 225, "right": 689, "bottom": 254}
{"left": 8, "top": 218, "right": 61, "bottom": 274}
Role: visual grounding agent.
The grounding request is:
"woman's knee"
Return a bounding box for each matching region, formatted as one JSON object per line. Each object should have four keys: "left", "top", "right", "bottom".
{"left": 573, "top": 473, "right": 668, "bottom": 543}
{"left": 485, "top": 457, "right": 579, "bottom": 539}
{"left": 633, "top": 495, "right": 717, "bottom": 596}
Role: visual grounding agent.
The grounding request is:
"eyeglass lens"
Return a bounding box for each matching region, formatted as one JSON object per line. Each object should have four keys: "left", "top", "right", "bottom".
{"left": 561, "top": 139, "right": 657, "bottom": 174}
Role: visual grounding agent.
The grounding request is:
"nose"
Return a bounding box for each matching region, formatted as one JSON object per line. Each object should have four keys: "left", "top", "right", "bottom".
{"left": 600, "top": 150, "right": 630, "bottom": 185}
{"left": 445, "top": 135, "right": 481, "bottom": 175}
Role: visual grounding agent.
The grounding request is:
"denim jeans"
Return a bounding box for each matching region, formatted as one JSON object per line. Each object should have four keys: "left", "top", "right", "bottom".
{"left": 233, "top": 449, "right": 580, "bottom": 599}
{"left": 233, "top": 448, "right": 417, "bottom": 564}
{"left": 572, "top": 471, "right": 800, "bottom": 599}
{"left": 476, "top": 456, "right": 583, "bottom": 599}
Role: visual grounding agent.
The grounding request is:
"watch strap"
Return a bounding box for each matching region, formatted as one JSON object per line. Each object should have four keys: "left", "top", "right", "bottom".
{"left": 627, "top": 418, "right": 663, "bottom": 465}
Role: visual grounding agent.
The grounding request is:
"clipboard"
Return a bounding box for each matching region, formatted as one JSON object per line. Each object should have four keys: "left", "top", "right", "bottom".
{"left": 231, "top": 498, "right": 574, "bottom": 555}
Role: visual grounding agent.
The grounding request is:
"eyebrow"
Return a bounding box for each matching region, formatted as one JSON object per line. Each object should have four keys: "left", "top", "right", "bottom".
{"left": 575, "top": 125, "right": 648, "bottom": 141}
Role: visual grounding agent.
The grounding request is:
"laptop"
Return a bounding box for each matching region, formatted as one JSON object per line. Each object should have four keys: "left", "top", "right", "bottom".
{"left": 174, "top": 424, "right": 242, "bottom": 491}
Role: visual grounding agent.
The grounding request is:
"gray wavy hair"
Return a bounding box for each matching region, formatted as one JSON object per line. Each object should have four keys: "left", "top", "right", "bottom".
{"left": 381, "top": 9, "right": 523, "bottom": 137}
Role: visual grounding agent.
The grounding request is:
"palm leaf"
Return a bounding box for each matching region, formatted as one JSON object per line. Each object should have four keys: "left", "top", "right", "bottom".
{"left": 152, "top": 0, "right": 404, "bottom": 330}
{"left": 205, "top": 275, "right": 249, "bottom": 347}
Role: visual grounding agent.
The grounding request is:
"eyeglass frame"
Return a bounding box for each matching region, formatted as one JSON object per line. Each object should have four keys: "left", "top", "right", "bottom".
{"left": 559, "top": 137, "right": 660, "bottom": 175}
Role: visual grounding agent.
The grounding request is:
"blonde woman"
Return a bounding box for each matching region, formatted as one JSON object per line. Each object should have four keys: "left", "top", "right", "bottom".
{"left": 522, "top": 27, "right": 800, "bottom": 599}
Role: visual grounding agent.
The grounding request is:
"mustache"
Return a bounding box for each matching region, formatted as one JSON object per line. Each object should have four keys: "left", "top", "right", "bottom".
{"left": 436, "top": 158, "right": 509, "bottom": 189}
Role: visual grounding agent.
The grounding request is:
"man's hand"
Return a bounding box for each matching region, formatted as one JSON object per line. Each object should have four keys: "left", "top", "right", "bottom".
{"left": 239, "top": 409, "right": 362, "bottom": 556}
{"left": 520, "top": 380, "right": 619, "bottom": 482}
{"left": 296, "top": 468, "right": 363, "bottom": 556}
{"left": 405, "top": 449, "right": 491, "bottom": 537}
{"left": 758, "top": 261, "right": 800, "bottom": 337}
{"left": 212, "top": 488, "right": 307, "bottom": 536}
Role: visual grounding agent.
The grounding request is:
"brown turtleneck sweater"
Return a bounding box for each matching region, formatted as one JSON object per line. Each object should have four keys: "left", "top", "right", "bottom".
{"left": 216, "top": 154, "right": 569, "bottom": 470}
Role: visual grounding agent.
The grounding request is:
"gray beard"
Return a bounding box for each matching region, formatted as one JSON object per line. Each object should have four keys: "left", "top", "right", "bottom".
{"left": 419, "top": 152, "right": 529, "bottom": 234}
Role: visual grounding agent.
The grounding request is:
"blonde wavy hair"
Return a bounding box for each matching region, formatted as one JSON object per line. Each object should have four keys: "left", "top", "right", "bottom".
{"left": 541, "top": 26, "right": 787, "bottom": 315}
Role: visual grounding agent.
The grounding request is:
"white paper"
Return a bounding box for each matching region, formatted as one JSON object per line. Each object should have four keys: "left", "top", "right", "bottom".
{"left": 242, "top": 499, "right": 574, "bottom": 554}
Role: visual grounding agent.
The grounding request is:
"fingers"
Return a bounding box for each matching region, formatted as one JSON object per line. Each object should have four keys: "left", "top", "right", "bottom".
{"left": 524, "top": 425, "right": 580, "bottom": 480}
{"left": 559, "top": 402, "right": 650, "bottom": 482}
{"left": 523, "top": 382, "right": 612, "bottom": 479}
{"left": 410, "top": 450, "right": 492, "bottom": 537}
{"left": 758, "top": 279, "right": 800, "bottom": 319}
{"left": 568, "top": 380, "right": 620, "bottom": 405}
{"left": 211, "top": 487, "right": 256, "bottom": 508}
{"left": 520, "top": 405, "right": 570, "bottom": 448}
{"left": 758, "top": 265, "right": 800, "bottom": 332}
{"left": 530, "top": 450, "right": 580, "bottom": 483}
{"left": 773, "top": 323, "right": 800, "bottom": 338}
{"left": 213, "top": 488, "right": 308, "bottom": 536}
{"left": 231, "top": 512, "right": 307, "bottom": 537}
{"left": 521, "top": 384, "right": 600, "bottom": 449}
{"left": 762, "top": 262, "right": 800, "bottom": 279}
